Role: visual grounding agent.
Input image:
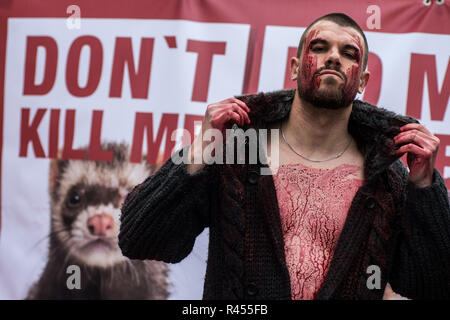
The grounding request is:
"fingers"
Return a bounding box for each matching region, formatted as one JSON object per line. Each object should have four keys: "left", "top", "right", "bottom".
{"left": 223, "top": 99, "right": 251, "bottom": 124}
{"left": 206, "top": 98, "right": 251, "bottom": 133}
{"left": 394, "top": 130, "right": 434, "bottom": 150}
{"left": 209, "top": 101, "right": 249, "bottom": 125}
{"left": 396, "top": 143, "right": 433, "bottom": 159}
{"left": 229, "top": 106, "right": 245, "bottom": 127}
{"left": 228, "top": 111, "right": 242, "bottom": 126}
{"left": 211, "top": 109, "right": 241, "bottom": 128}
{"left": 220, "top": 104, "right": 246, "bottom": 127}
{"left": 221, "top": 98, "right": 250, "bottom": 113}
{"left": 394, "top": 126, "right": 439, "bottom": 149}
{"left": 219, "top": 98, "right": 251, "bottom": 123}
{"left": 399, "top": 123, "right": 432, "bottom": 136}
{"left": 233, "top": 98, "right": 251, "bottom": 114}
{"left": 230, "top": 103, "right": 250, "bottom": 125}
{"left": 394, "top": 127, "right": 439, "bottom": 159}
{"left": 396, "top": 123, "right": 437, "bottom": 187}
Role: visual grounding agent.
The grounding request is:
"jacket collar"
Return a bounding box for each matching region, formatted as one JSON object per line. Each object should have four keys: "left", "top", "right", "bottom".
{"left": 236, "top": 89, "right": 417, "bottom": 184}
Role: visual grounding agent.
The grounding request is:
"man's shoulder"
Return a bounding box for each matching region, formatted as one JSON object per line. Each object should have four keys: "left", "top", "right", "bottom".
{"left": 351, "top": 100, "right": 419, "bottom": 128}
{"left": 235, "top": 89, "right": 295, "bottom": 105}
{"left": 234, "top": 89, "right": 294, "bottom": 125}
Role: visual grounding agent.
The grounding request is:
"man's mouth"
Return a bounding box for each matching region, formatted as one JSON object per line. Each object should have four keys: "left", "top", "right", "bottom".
{"left": 318, "top": 70, "right": 344, "bottom": 80}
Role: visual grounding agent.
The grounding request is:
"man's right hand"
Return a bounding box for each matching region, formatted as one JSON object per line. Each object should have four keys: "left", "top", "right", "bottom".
{"left": 187, "top": 98, "right": 251, "bottom": 174}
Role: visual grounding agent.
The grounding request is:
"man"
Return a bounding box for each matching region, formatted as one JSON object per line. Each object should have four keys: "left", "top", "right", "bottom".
{"left": 118, "top": 13, "right": 450, "bottom": 299}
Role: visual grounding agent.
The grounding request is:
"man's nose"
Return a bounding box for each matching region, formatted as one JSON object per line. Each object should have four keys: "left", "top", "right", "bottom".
{"left": 325, "top": 48, "right": 341, "bottom": 69}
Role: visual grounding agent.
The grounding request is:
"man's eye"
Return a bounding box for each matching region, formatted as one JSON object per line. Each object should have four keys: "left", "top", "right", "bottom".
{"left": 312, "top": 47, "right": 325, "bottom": 52}
{"left": 344, "top": 52, "right": 356, "bottom": 59}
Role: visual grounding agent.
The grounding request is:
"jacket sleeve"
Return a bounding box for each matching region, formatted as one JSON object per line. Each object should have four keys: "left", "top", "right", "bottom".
{"left": 389, "top": 161, "right": 450, "bottom": 299}
{"left": 118, "top": 145, "right": 215, "bottom": 263}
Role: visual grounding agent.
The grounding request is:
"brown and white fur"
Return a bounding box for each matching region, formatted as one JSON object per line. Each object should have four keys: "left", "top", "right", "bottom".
{"left": 27, "top": 142, "right": 169, "bottom": 299}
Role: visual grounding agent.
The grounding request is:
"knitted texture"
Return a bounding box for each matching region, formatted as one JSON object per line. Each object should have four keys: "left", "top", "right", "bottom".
{"left": 119, "top": 89, "right": 450, "bottom": 299}
{"left": 119, "top": 147, "right": 214, "bottom": 263}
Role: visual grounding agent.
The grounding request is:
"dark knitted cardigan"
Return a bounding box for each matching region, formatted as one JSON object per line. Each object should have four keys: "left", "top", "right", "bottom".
{"left": 119, "top": 89, "right": 450, "bottom": 300}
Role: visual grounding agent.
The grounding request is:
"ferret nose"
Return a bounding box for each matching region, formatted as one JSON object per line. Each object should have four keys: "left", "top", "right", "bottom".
{"left": 87, "top": 214, "right": 114, "bottom": 236}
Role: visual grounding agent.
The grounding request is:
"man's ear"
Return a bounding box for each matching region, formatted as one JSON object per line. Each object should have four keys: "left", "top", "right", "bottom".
{"left": 290, "top": 57, "right": 300, "bottom": 81}
{"left": 358, "top": 70, "right": 370, "bottom": 94}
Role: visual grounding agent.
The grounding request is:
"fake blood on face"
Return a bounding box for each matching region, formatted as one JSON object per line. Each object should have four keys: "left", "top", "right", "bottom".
{"left": 300, "top": 27, "right": 364, "bottom": 104}
{"left": 343, "top": 64, "right": 361, "bottom": 101}
{"left": 300, "top": 29, "right": 320, "bottom": 91}
{"left": 342, "top": 35, "right": 363, "bottom": 101}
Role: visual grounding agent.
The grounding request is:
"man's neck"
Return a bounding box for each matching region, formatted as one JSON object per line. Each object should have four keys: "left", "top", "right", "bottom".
{"left": 283, "top": 90, "right": 353, "bottom": 160}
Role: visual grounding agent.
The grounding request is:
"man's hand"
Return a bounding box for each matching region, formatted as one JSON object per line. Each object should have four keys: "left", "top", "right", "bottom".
{"left": 187, "top": 98, "right": 250, "bottom": 174}
{"left": 205, "top": 98, "right": 251, "bottom": 136}
{"left": 394, "top": 123, "right": 440, "bottom": 188}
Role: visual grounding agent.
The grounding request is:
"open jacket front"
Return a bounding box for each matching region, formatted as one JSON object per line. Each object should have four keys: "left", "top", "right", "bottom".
{"left": 119, "top": 89, "right": 450, "bottom": 300}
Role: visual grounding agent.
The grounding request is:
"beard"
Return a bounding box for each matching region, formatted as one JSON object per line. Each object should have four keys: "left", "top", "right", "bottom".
{"left": 298, "top": 67, "right": 358, "bottom": 110}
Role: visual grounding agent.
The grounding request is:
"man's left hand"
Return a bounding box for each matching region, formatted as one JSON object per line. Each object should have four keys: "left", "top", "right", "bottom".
{"left": 394, "top": 123, "right": 440, "bottom": 188}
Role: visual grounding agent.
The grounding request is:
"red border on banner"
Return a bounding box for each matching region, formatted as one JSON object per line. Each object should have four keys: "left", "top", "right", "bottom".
{"left": 0, "top": 16, "right": 6, "bottom": 235}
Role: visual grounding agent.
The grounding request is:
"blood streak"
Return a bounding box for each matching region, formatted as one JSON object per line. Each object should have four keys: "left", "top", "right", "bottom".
{"left": 352, "top": 35, "right": 363, "bottom": 66}
{"left": 342, "top": 35, "right": 364, "bottom": 103}
{"left": 300, "top": 29, "right": 320, "bottom": 90}
{"left": 343, "top": 64, "right": 361, "bottom": 102}
{"left": 301, "top": 54, "right": 319, "bottom": 90}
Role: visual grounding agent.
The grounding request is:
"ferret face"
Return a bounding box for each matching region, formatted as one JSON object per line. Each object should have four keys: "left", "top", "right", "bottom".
{"left": 49, "top": 143, "right": 157, "bottom": 268}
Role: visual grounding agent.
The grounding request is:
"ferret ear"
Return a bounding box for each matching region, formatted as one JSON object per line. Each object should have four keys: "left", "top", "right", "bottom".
{"left": 48, "top": 150, "right": 67, "bottom": 197}
{"left": 154, "top": 151, "right": 165, "bottom": 173}
{"left": 142, "top": 151, "right": 165, "bottom": 175}
{"left": 49, "top": 159, "right": 59, "bottom": 196}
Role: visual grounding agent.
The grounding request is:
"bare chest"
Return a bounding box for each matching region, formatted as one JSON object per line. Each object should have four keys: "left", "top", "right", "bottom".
{"left": 272, "top": 162, "right": 363, "bottom": 299}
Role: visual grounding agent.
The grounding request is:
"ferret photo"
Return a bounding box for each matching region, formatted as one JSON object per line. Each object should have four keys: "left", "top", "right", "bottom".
{"left": 26, "top": 142, "right": 169, "bottom": 299}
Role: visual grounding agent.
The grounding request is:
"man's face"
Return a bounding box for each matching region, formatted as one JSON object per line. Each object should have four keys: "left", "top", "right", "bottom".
{"left": 293, "top": 20, "right": 369, "bottom": 110}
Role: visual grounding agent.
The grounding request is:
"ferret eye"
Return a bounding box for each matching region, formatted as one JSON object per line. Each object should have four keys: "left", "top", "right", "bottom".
{"left": 66, "top": 190, "right": 82, "bottom": 208}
